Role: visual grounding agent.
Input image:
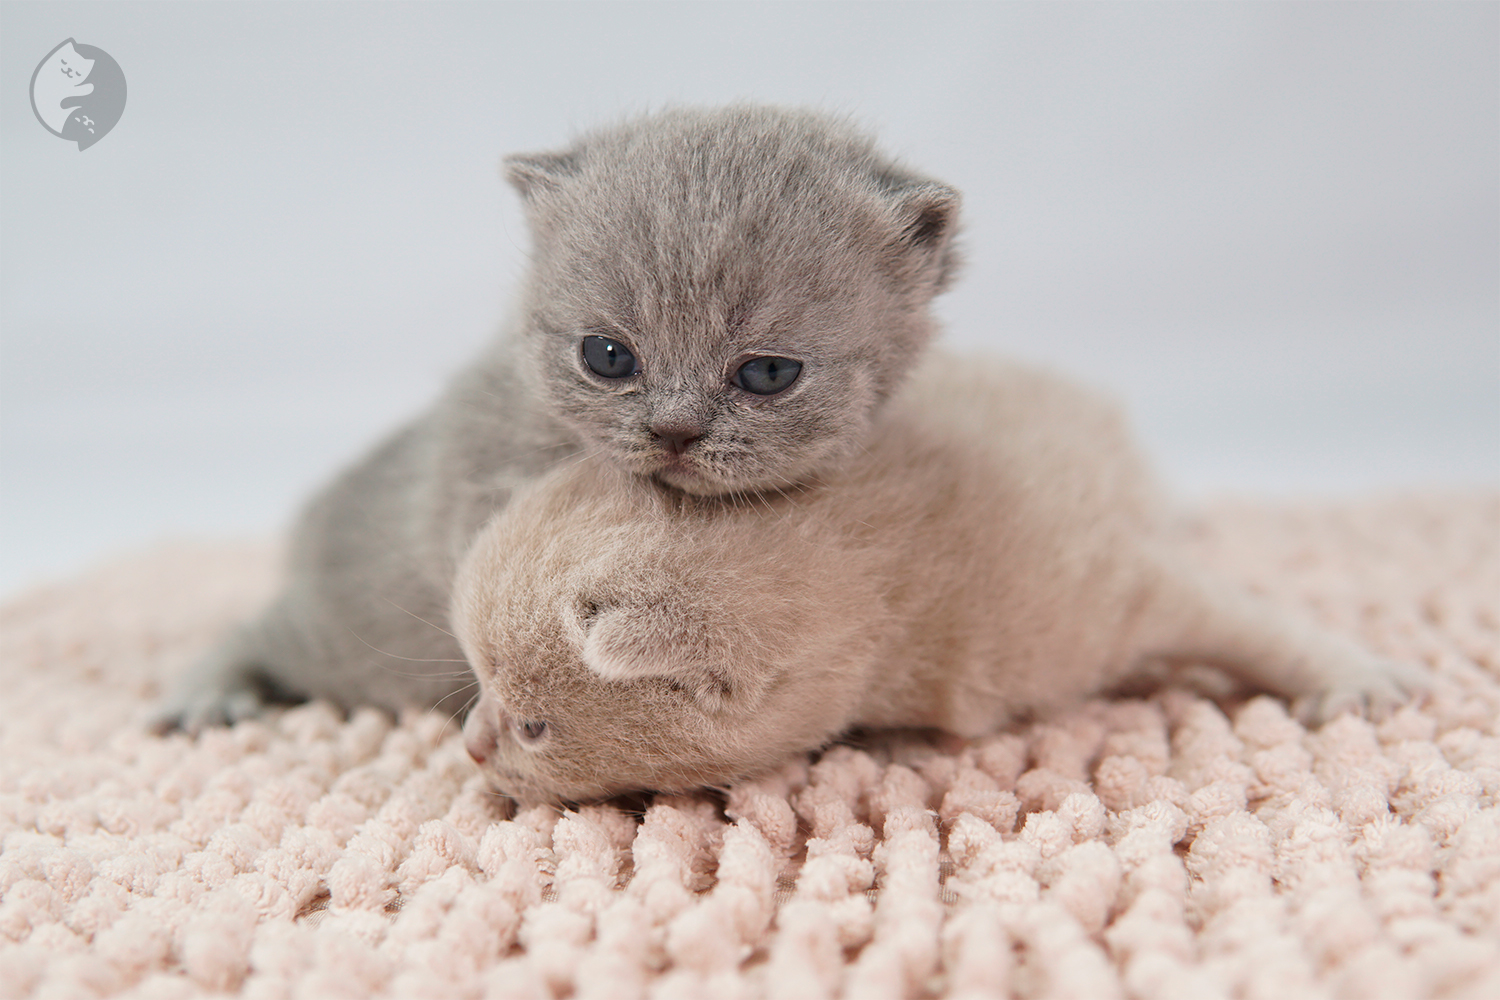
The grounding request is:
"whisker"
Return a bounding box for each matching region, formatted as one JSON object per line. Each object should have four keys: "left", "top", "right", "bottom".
{"left": 556, "top": 442, "right": 609, "bottom": 471}
{"left": 348, "top": 635, "right": 469, "bottom": 665}
{"left": 432, "top": 680, "right": 479, "bottom": 718}
{"left": 342, "top": 628, "right": 476, "bottom": 680}
{"left": 471, "top": 435, "right": 583, "bottom": 466}
{"left": 380, "top": 598, "right": 459, "bottom": 640}
{"left": 436, "top": 684, "right": 481, "bottom": 741}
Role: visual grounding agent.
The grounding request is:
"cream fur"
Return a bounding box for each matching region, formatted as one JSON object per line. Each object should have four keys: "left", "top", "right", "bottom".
{"left": 453, "top": 351, "right": 1427, "bottom": 805}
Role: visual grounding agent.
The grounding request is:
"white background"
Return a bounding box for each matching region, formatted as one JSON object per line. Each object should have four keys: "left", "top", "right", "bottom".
{"left": 2, "top": 2, "right": 1496, "bottom": 598}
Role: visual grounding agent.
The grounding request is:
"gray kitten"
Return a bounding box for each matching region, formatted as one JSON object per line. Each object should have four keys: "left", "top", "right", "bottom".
{"left": 153, "top": 105, "right": 961, "bottom": 730}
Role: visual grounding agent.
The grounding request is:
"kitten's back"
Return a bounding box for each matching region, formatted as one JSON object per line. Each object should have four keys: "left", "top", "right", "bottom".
{"left": 821, "top": 352, "right": 1169, "bottom": 732}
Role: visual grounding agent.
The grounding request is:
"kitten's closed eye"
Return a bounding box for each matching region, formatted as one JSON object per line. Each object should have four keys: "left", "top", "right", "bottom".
{"left": 733, "top": 356, "right": 802, "bottom": 396}
{"left": 582, "top": 336, "right": 639, "bottom": 379}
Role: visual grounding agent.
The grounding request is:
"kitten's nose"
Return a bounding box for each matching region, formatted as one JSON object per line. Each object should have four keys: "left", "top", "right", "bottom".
{"left": 463, "top": 704, "right": 502, "bottom": 765}
{"left": 651, "top": 422, "right": 703, "bottom": 456}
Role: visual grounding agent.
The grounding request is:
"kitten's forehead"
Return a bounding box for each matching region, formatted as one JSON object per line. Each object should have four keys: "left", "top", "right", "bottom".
{"left": 533, "top": 220, "right": 876, "bottom": 365}
{"left": 529, "top": 110, "right": 895, "bottom": 344}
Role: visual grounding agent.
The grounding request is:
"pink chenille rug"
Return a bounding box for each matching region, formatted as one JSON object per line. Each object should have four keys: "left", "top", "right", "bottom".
{"left": 1, "top": 493, "right": 1497, "bottom": 999}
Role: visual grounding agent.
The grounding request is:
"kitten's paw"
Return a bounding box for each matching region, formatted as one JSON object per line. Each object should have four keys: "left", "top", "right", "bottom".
{"left": 1292, "top": 658, "right": 1431, "bottom": 726}
{"left": 148, "top": 685, "right": 264, "bottom": 735}
{"left": 148, "top": 670, "right": 302, "bottom": 735}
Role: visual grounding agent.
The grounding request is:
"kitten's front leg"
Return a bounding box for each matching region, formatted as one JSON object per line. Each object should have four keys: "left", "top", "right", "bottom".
{"left": 1134, "top": 559, "right": 1430, "bottom": 724}
{"left": 149, "top": 607, "right": 308, "bottom": 734}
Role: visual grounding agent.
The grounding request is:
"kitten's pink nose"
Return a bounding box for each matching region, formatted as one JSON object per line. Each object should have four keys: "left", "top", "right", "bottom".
{"left": 463, "top": 703, "right": 501, "bottom": 765}
{"left": 651, "top": 422, "right": 703, "bottom": 456}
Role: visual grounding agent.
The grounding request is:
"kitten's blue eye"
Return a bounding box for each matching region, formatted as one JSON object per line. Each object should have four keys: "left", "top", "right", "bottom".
{"left": 734, "top": 356, "right": 802, "bottom": 395}
{"left": 582, "top": 336, "right": 638, "bottom": 379}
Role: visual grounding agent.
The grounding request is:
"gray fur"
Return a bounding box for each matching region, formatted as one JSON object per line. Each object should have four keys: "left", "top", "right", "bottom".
{"left": 153, "top": 104, "right": 961, "bottom": 730}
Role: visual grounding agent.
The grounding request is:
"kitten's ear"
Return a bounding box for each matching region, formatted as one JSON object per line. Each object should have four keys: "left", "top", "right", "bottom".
{"left": 578, "top": 602, "right": 739, "bottom": 710}
{"left": 503, "top": 149, "right": 581, "bottom": 200}
{"left": 878, "top": 175, "right": 963, "bottom": 294}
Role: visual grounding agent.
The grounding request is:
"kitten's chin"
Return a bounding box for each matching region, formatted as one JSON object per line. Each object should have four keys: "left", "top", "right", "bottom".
{"left": 645, "top": 453, "right": 727, "bottom": 495}
{"left": 650, "top": 464, "right": 778, "bottom": 497}
{"left": 651, "top": 460, "right": 815, "bottom": 498}
{"left": 483, "top": 774, "right": 571, "bottom": 809}
{"left": 651, "top": 466, "right": 721, "bottom": 496}
{"left": 642, "top": 449, "right": 808, "bottom": 497}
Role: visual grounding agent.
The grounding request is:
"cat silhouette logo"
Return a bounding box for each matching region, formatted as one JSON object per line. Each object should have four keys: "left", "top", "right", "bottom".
{"left": 30, "top": 39, "right": 126, "bottom": 151}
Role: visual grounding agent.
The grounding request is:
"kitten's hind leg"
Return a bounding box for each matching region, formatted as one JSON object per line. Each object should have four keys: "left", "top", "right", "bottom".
{"left": 149, "top": 616, "right": 308, "bottom": 734}
{"left": 1133, "top": 559, "right": 1429, "bottom": 725}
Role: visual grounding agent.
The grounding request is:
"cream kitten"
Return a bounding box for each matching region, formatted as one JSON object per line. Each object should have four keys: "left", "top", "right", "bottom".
{"left": 453, "top": 351, "right": 1427, "bottom": 806}
{"left": 154, "top": 105, "right": 959, "bottom": 731}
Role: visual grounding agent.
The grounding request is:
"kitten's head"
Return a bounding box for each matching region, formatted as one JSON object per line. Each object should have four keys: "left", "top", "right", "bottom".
{"left": 451, "top": 460, "right": 871, "bottom": 805}
{"left": 504, "top": 104, "right": 961, "bottom": 496}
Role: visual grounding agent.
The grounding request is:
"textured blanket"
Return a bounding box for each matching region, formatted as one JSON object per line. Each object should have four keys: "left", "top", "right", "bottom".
{"left": 1, "top": 494, "right": 1497, "bottom": 999}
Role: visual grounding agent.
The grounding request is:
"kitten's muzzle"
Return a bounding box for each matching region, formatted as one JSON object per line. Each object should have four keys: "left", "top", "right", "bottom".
{"left": 463, "top": 699, "right": 503, "bottom": 765}
{"left": 650, "top": 421, "right": 704, "bottom": 457}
